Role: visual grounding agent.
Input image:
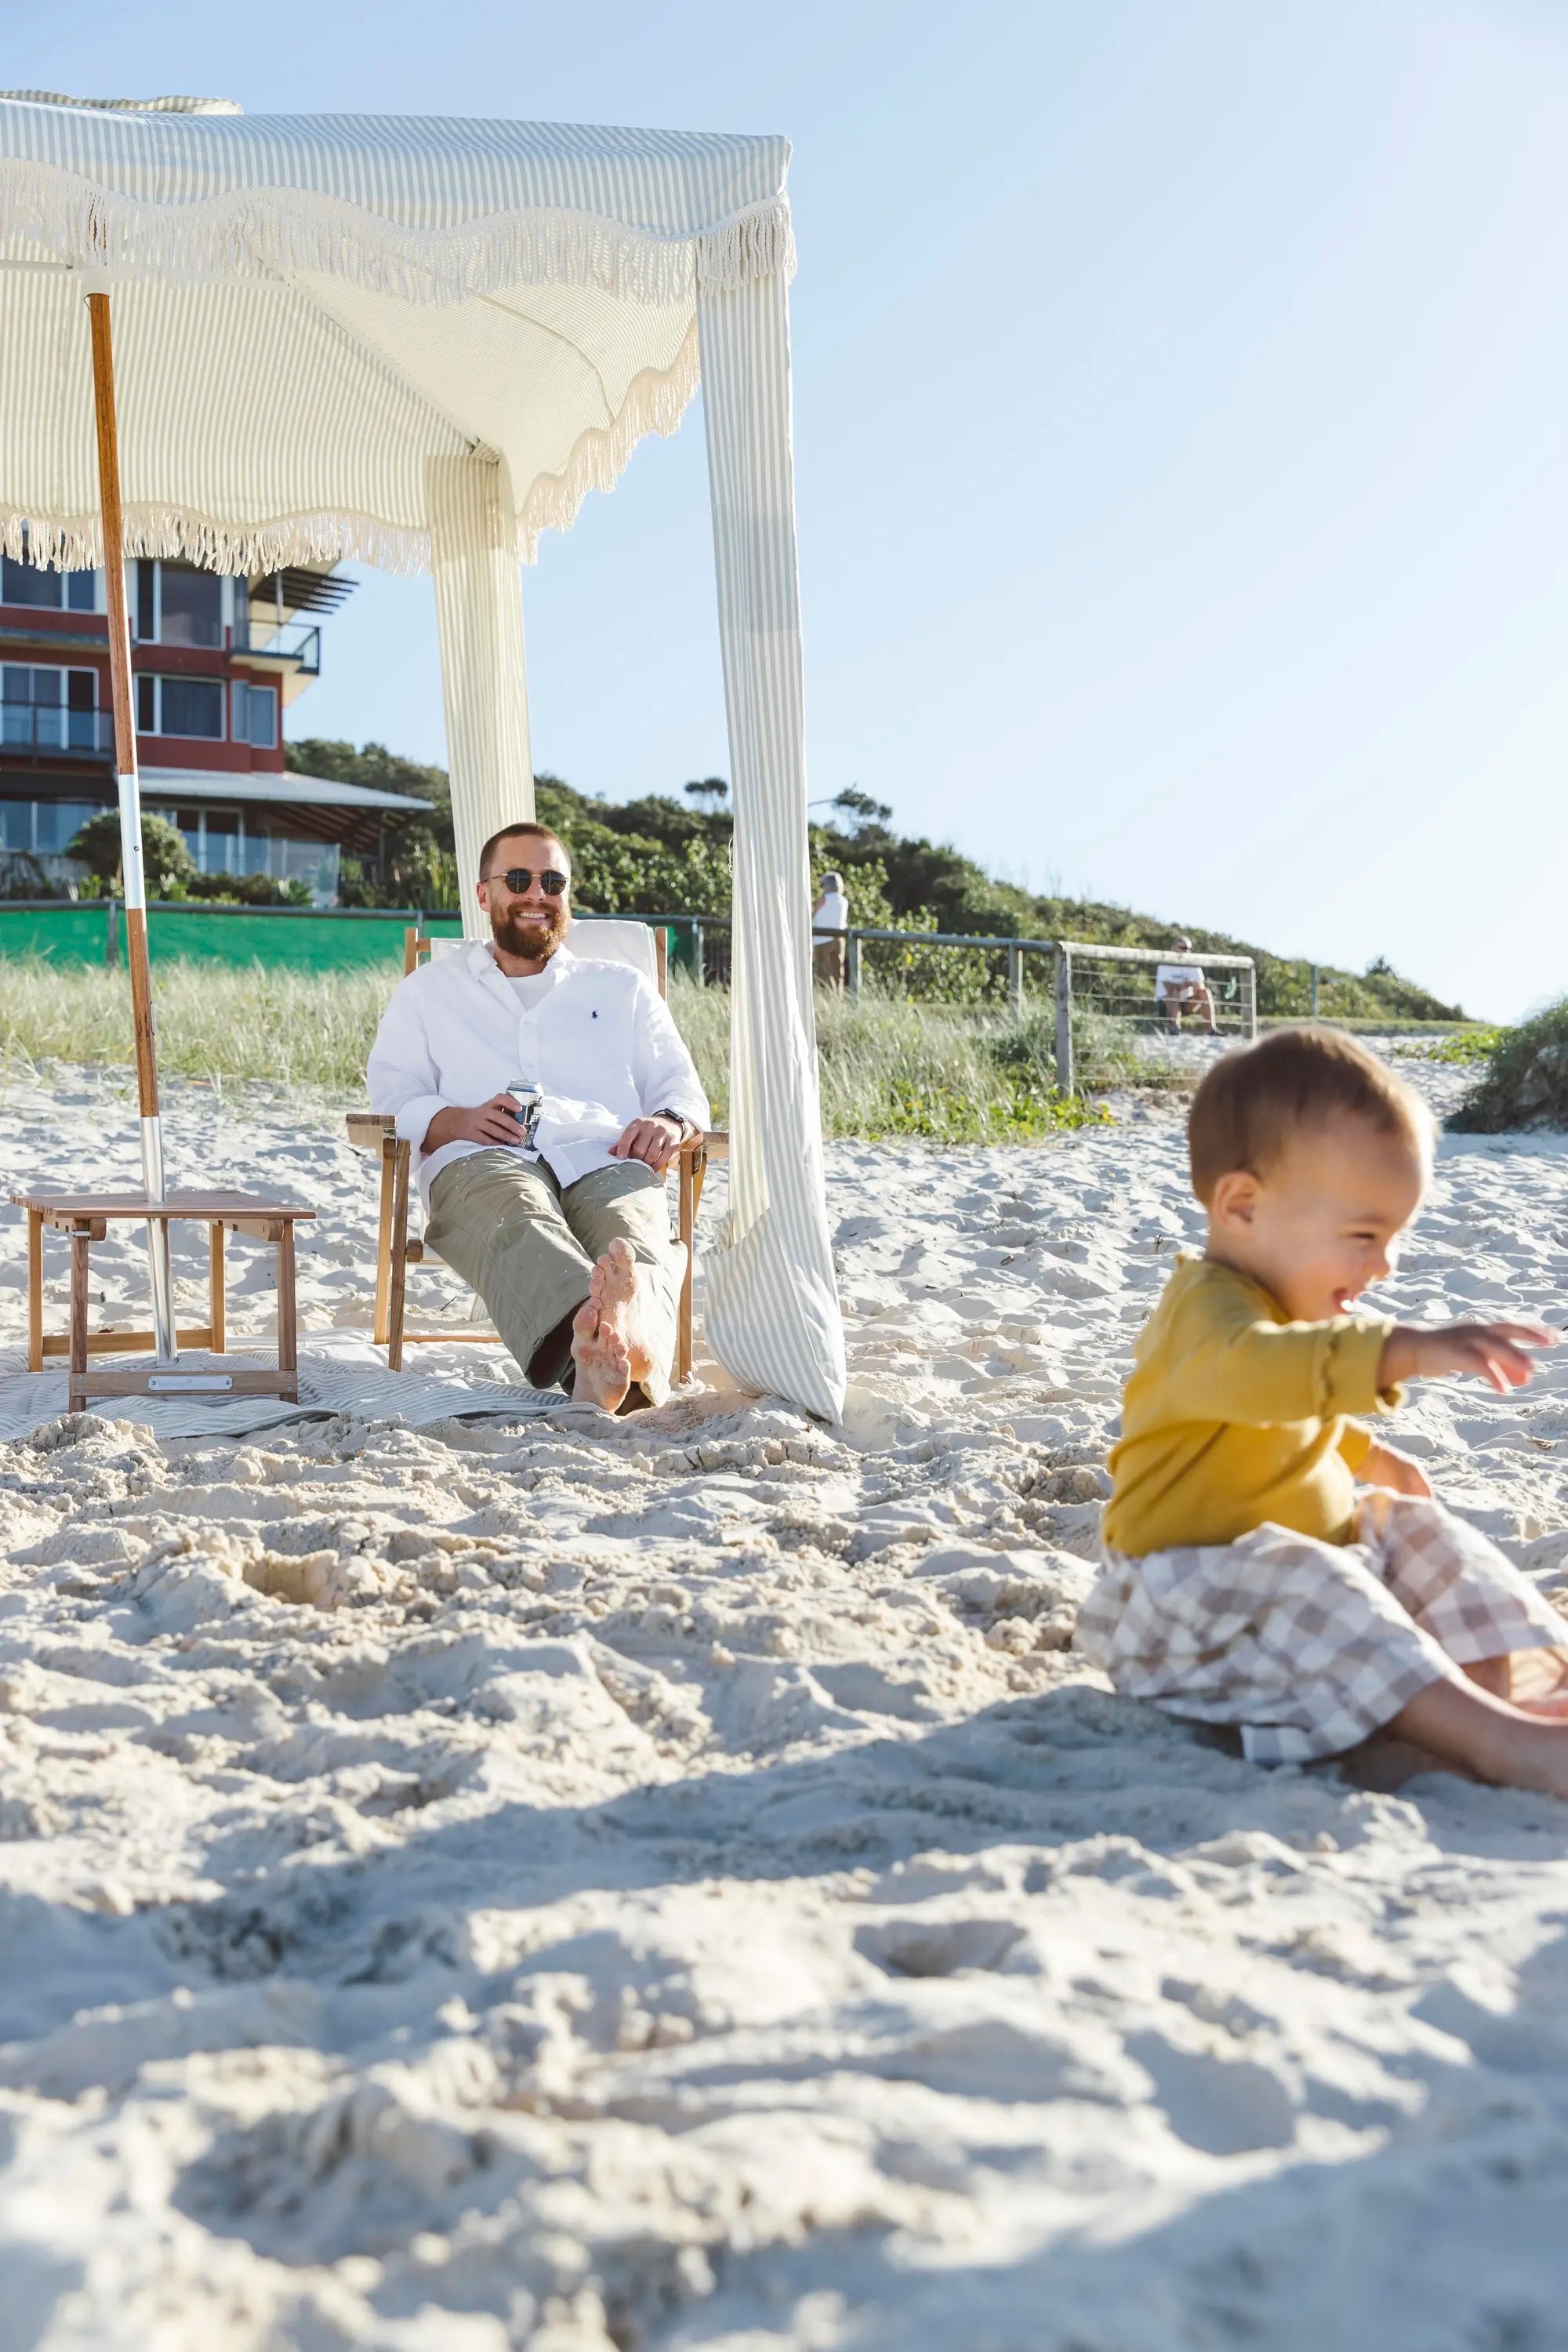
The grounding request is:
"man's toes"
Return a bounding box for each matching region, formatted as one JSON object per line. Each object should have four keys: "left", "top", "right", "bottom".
{"left": 572, "top": 1298, "right": 599, "bottom": 1341}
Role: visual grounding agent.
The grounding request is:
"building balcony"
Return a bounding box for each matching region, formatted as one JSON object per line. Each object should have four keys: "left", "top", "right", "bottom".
{"left": 230, "top": 615, "right": 321, "bottom": 674}
{"left": 0, "top": 705, "right": 114, "bottom": 766}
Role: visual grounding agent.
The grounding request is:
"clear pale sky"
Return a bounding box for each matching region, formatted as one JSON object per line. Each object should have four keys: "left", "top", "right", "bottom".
{"left": 13, "top": 0, "right": 1568, "bottom": 1018}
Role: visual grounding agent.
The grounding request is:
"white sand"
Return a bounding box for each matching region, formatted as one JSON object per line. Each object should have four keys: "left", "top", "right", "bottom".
{"left": 1, "top": 1051, "right": 1566, "bottom": 2349}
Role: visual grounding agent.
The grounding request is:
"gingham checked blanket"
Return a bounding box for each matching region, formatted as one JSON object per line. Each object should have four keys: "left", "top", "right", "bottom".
{"left": 1075, "top": 1490, "right": 1568, "bottom": 1764}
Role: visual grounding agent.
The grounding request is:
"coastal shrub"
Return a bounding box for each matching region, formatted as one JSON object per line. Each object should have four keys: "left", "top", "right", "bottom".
{"left": 1449, "top": 1003, "right": 1568, "bottom": 1131}
{"left": 66, "top": 809, "right": 196, "bottom": 898}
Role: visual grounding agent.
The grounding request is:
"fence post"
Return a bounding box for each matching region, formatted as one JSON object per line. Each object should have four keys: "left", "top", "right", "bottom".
{"left": 845, "top": 930, "right": 861, "bottom": 997}
{"left": 691, "top": 920, "right": 705, "bottom": 986}
{"left": 1007, "top": 942, "right": 1023, "bottom": 1017}
{"left": 1243, "top": 960, "right": 1258, "bottom": 1041}
{"left": 105, "top": 898, "right": 118, "bottom": 969}
{"left": 1310, "top": 963, "right": 1319, "bottom": 1019}
{"left": 1054, "top": 946, "right": 1074, "bottom": 1095}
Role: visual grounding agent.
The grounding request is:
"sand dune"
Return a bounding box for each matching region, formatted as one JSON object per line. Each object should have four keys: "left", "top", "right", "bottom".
{"left": 1, "top": 1051, "right": 1566, "bottom": 2348}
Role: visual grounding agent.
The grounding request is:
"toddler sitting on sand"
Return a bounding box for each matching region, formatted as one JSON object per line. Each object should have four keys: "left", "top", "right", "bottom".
{"left": 1076, "top": 1026, "right": 1568, "bottom": 1794}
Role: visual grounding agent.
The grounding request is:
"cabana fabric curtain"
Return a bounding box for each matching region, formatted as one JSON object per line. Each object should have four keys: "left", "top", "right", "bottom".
{"left": 0, "top": 91, "right": 847, "bottom": 1419}
{"left": 427, "top": 452, "right": 535, "bottom": 938}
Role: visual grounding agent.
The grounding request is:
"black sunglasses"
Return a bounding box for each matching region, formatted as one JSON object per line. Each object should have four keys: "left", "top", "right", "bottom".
{"left": 482, "top": 866, "right": 569, "bottom": 897}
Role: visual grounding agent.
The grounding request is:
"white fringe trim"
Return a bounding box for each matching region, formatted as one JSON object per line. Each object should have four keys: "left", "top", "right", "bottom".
{"left": 517, "top": 321, "right": 699, "bottom": 558}
{"left": 1, "top": 505, "right": 432, "bottom": 577}
{"left": 0, "top": 154, "right": 795, "bottom": 307}
{"left": 2, "top": 321, "right": 701, "bottom": 574}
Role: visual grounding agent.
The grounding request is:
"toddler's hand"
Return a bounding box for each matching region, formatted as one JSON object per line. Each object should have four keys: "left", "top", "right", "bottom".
{"left": 1381, "top": 1320, "right": 1556, "bottom": 1396}
{"left": 1359, "top": 1441, "right": 1433, "bottom": 1500}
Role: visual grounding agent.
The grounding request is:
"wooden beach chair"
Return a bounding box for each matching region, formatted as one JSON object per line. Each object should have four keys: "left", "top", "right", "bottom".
{"left": 345, "top": 920, "right": 726, "bottom": 1384}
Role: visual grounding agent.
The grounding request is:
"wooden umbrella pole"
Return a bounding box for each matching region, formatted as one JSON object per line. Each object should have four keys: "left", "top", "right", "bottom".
{"left": 86, "top": 289, "right": 176, "bottom": 1363}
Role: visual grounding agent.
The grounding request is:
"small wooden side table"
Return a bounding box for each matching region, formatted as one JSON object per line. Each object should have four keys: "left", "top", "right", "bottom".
{"left": 13, "top": 1190, "right": 316, "bottom": 1412}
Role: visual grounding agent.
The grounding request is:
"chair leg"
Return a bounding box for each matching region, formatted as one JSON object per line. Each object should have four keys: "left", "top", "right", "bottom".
{"left": 387, "top": 1138, "right": 411, "bottom": 1372}
{"left": 209, "top": 1221, "right": 226, "bottom": 1355}
{"left": 677, "top": 1142, "right": 706, "bottom": 1387}
{"left": 374, "top": 1135, "right": 396, "bottom": 1346}
{"left": 27, "top": 1208, "right": 43, "bottom": 1373}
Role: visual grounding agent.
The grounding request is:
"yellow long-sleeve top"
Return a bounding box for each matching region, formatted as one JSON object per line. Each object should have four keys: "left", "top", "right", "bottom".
{"left": 1104, "top": 1254, "right": 1402, "bottom": 1557}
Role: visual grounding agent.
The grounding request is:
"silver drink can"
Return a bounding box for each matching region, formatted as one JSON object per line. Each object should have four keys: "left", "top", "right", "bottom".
{"left": 506, "top": 1083, "right": 543, "bottom": 1150}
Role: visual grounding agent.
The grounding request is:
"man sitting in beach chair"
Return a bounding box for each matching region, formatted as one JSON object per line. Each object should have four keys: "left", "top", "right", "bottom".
{"left": 367, "top": 822, "right": 708, "bottom": 1412}
{"left": 1154, "top": 937, "right": 1218, "bottom": 1034}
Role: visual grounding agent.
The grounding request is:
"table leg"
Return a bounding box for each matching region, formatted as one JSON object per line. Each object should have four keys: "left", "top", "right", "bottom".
{"left": 69, "top": 1223, "right": 90, "bottom": 1410}
{"left": 27, "top": 1208, "right": 43, "bottom": 1373}
{"left": 276, "top": 1221, "right": 298, "bottom": 1396}
{"left": 209, "top": 1222, "right": 226, "bottom": 1355}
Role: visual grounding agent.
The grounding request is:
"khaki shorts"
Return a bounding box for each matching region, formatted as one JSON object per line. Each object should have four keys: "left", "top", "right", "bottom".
{"left": 425, "top": 1149, "right": 686, "bottom": 1403}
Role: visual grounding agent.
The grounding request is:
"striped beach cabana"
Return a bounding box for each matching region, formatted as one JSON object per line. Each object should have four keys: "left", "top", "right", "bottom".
{"left": 0, "top": 90, "right": 845, "bottom": 1421}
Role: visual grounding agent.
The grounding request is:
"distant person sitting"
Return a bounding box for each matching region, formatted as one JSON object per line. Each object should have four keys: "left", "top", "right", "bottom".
{"left": 1155, "top": 937, "right": 1218, "bottom": 1034}
{"left": 812, "top": 870, "right": 849, "bottom": 987}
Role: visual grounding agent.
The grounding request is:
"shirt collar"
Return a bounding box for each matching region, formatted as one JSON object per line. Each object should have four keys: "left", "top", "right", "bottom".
{"left": 465, "top": 938, "right": 578, "bottom": 989}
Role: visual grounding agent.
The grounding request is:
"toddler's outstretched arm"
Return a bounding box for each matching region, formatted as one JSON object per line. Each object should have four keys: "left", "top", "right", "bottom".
{"left": 1380, "top": 1320, "right": 1555, "bottom": 1396}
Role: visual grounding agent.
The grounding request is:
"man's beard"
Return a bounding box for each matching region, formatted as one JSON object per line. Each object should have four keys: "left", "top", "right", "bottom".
{"left": 490, "top": 901, "right": 568, "bottom": 960}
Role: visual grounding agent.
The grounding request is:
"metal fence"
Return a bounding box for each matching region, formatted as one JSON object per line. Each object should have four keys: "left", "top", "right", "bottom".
{"left": 1051, "top": 940, "right": 1256, "bottom": 1094}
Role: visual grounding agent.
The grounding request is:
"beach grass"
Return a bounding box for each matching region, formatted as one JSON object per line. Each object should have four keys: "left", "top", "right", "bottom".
{"left": 0, "top": 958, "right": 1111, "bottom": 1143}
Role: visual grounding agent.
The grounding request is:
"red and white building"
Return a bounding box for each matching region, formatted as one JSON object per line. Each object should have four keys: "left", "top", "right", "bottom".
{"left": 0, "top": 552, "right": 429, "bottom": 902}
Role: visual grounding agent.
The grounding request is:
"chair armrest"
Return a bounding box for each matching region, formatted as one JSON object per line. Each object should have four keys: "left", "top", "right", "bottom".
{"left": 677, "top": 1130, "right": 729, "bottom": 1164}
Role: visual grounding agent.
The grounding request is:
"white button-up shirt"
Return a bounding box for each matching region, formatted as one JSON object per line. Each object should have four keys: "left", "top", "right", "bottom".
{"left": 367, "top": 939, "right": 710, "bottom": 1210}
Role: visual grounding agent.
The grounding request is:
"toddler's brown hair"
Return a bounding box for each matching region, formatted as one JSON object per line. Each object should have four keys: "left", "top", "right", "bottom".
{"left": 1188, "top": 1025, "right": 1433, "bottom": 1205}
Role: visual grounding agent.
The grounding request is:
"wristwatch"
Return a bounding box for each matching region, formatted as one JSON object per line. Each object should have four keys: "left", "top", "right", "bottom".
{"left": 655, "top": 1109, "right": 696, "bottom": 1141}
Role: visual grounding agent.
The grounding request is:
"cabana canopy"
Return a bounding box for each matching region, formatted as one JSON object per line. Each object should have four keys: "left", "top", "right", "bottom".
{"left": 0, "top": 91, "right": 845, "bottom": 1419}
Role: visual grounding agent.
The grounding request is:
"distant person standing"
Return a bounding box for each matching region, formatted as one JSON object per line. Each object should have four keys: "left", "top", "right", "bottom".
{"left": 812, "top": 870, "right": 849, "bottom": 987}
{"left": 1155, "top": 936, "right": 1218, "bottom": 1034}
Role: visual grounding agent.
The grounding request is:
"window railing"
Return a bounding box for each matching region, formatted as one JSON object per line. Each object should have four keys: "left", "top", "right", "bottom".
{"left": 0, "top": 705, "right": 114, "bottom": 760}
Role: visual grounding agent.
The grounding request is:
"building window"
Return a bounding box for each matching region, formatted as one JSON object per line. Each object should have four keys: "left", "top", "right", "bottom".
{"left": 232, "top": 681, "right": 278, "bottom": 749}
{"left": 136, "top": 673, "right": 225, "bottom": 739}
{"left": 2, "top": 665, "right": 99, "bottom": 751}
{"left": 0, "top": 551, "right": 97, "bottom": 611}
{"left": 36, "top": 800, "right": 96, "bottom": 855}
{"left": 0, "top": 800, "right": 96, "bottom": 856}
{"left": 158, "top": 563, "right": 223, "bottom": 648}
{"left": 132, "top": 560, "right": 226, "bottom": 647}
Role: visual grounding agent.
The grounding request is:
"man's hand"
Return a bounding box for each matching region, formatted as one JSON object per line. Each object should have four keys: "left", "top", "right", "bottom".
{"left": 1359, "top": 1441, "right": 1433, "bottom": 1500}
{"left": 1380, "top": 1320, "right": 1556, "bottom": 1396}
{"left": 611, "top": 1115, "right": 684, "bottom": 1174}
{"left": 423, "top": 1095, "right": 528, "bottom": 1153}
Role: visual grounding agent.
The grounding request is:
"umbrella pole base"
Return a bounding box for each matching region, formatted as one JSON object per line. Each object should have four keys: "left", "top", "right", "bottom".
{"left": 141, "top": 1116, "right": 177, "bottom": 1366}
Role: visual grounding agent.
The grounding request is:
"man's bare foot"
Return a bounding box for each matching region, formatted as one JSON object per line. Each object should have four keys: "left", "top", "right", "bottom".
{"left": 588, "top": 1238, "right": 664, "bottom": 1391}
{"left": 569, "top": 1297, "right": 632, "bottom": 1413}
